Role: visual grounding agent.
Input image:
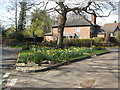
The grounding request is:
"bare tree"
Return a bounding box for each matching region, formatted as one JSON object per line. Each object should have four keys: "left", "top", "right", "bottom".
{"left": 42, "top": 0, "right": 116, "bottom": 48}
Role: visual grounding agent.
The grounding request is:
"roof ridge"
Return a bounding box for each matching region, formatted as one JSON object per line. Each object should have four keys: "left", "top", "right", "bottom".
{"left": 104, "top": 22, "right": 120, "bottom": 25}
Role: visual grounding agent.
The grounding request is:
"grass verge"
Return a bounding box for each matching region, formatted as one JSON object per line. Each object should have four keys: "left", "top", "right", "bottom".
{"left": 92, "top": 50, "right": 110, "bottom": 55}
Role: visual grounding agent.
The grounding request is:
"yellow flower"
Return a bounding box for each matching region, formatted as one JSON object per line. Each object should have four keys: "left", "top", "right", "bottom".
{"left": 92, "top": 45, "right": 95, "bottom": 48}
{"left": 47, "top": 53, "right": 50, "bottom": 55}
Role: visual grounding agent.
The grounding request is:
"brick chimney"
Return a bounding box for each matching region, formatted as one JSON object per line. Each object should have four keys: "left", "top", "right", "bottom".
{"left": 91, "top": 14, "right": 96, "bottom": 24}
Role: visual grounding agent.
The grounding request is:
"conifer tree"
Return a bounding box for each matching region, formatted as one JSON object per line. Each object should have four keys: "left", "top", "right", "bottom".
{"left": 18, "top": 0, "right": 27, "bottom": 31}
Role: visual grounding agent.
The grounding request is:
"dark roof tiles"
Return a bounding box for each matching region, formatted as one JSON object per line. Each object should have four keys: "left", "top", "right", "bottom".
{"left": 102, "top": 23, "right": 120, "bottom": 32}
{"left": 52, "top": 15, "right": 99, "bottom": 27}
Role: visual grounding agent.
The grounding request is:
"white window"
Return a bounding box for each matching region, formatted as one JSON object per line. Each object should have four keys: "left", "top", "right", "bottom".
{"left": 76, "top": 27, "right": 80, "bottom": 32}
{"left": 110, "top": 33, "right": 114, "bottom": 37}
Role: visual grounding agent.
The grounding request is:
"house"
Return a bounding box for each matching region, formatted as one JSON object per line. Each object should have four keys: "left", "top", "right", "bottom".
{"left": 101, "top": 22, "right": 120, "bottom": 37}
{"left": 44, "top": 14, "right": 104, "bottom": 42}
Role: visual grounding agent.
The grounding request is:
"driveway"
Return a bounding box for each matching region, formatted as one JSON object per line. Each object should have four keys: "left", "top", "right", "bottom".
{"left": 8, "top": 48, "right": 119, "bottom": 88}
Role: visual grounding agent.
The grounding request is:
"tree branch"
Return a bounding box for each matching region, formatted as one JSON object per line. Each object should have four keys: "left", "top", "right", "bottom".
{"left": 44, "top": 1, "right": 49, "bottom": 10}
{"left": 26, "top": 2, "right": 43, "bottom": 10}
{"left": 54, "top": 8, "right": 62, "bottom": 15}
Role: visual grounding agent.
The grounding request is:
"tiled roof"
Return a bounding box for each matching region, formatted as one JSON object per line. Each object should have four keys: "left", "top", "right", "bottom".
{"left": 101, "top": 23, "right": 120, "bottom": 32}
{"left": 52, "top": 15, "right": 99, "bottom": 27}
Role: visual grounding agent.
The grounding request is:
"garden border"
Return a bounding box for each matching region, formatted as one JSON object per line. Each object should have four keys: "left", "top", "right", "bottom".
{"left": 15, "top": 51, "right": 111, "bottom": 73}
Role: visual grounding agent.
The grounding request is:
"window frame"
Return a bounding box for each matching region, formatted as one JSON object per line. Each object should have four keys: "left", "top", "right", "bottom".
{"left": 76, "top": 27, "right": 80, "bottom": 32}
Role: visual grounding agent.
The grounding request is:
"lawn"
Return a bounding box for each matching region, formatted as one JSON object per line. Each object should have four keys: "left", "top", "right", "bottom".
{"left": 18, "top": 46, "right": 109, "bottom": 66}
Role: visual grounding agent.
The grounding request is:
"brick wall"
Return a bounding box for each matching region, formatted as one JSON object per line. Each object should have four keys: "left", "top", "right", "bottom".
{"left": 78, "top": 26, "right": 90, "bottom": 39}
{"left": 52, "top": 26, "right": 91, "bottom": 39}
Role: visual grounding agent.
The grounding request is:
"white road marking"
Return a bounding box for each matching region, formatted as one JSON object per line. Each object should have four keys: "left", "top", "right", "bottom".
{"left": 0, "top": 79, "right": 5, "bottom": 85}
{"left": 3, "top": 73, "right": 11, "bottom": 78}
{"left": 8, "top": 79, "right": 17, "bottom": 86}
{"left": 1, "top": 73, "right": 17, "bottom": 86}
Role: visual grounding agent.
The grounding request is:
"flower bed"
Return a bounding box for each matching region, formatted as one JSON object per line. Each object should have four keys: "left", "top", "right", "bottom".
{"left": 18, "top": 46, "right": 109, "bottom": 66}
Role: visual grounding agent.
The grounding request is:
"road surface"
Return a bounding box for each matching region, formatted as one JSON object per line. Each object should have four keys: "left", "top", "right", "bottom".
{"left": 0, "top": 47, "right": 21, "bottom": 71}
{"left": 8, "top": 48, "right": 119, "bottom": 88}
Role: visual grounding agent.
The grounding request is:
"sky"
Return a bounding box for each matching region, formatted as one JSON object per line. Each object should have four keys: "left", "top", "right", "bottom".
{"left": 0, "top": 0, "right": 119, "bottom": 28}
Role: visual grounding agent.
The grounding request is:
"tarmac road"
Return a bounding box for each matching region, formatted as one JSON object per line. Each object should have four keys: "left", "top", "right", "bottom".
{"left": 0, "top": 47, "right": 21, "bottom": 71}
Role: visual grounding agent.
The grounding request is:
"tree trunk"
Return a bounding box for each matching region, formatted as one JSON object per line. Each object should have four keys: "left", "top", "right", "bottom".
{"left": 56, "top": 2, "right": 67, "bottom": 48}
{"left": 57, "top": 15, "right": 67, "bottom": 48}
{"left": 104, "top": 32, "right": 110, "bottom": 43}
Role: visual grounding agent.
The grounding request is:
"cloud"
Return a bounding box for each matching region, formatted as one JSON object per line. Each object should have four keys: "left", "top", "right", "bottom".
{"left": 97, "top": 15, "right": 118, "bottom": 26}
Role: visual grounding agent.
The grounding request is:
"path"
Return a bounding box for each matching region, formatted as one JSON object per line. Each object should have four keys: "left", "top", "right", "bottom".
{"left": 9, "top": 48, "right": 119, "bottom": 88}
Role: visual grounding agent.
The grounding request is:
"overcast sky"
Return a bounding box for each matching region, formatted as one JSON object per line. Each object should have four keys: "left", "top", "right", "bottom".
{"left": 0, "top": 0, "right": 119, "bottom": 28}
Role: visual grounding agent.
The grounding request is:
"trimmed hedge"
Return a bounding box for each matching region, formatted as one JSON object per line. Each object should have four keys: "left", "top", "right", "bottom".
{"left": 92, "top": 37, "right": 104, "bottom": 43}
{"left": 63, "top": 38, "right": 93, "bottom": 47}
{"left": 63, "top": 38, "right": 118, "bottom": 47}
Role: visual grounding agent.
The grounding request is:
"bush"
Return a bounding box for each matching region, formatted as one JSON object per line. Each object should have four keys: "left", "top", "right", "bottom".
{"left": 63, "top": 38, "right": 92, "bottom": 47}
{"left": 44, "top": 41, "right": 57, "bottom": 47}
{"left": 92, "top": 47, "right": 105, "bottom": 50}
{"left": 11, "top": 31, "right": 25, "bottom": 42}
{"left": 109, "top": 37, "right": 118, "bottom": 44}
{"left": 2, "top": 38, "right": 18, "bottom": 46}
{"left": 93, "top": 37, "right": 104, "bottom": 43}
{"left": 92, "top": 38, "right": 104, "bottom": 47}
{"left": 32, "top": 53, "right": 48, "bottom": 65}
{"left": 22, "top": 46, "right": 30, "bottom": 50}
{"left": 114, "top": 31, "right": 120, "bottom": 42}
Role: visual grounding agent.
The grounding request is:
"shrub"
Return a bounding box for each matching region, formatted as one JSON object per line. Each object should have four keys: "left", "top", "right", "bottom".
{"left": 93, "top": 37, "right": 104, "bottom": 44}
{"left": 109, "top": 37, "right": 118, "bottom": 44}
{"left": 92, "top": 47, "right": 105, "bottom": 50}
{"left": 32, "top": 53, "right": 47, "bottom": 65}
{"left": 11, "top": 31, "right": 25, "bottom": 42}
{"left": 45, "top": 41, "right": 57, "bottom": 47}
{"left": 92, "top": 37, "right": 104, "bottom": 47}
{"left": 63, "top": 38, "right": 92, "bottom": 47}
{"left": 22, "top": 46, "right": 30, "bottom": 50}
{"left": 114, "top": 31, "right": 120, "bottom": 42}
{"left": 2, "top": 38, "right": 18, "bottom": 46}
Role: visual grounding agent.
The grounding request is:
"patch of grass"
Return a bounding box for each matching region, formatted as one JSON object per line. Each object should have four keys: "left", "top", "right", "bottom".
{"left": 67, "top": 54, "right": 91, "bottom": 61}
{"left": 11, "top": 45, "right": 23, "bottom": 48}
{"left": 54, "top": 54, "right": 91, "bottom": 65}
{"left": 92, "top": 50, "right": 109, "bottom": 55}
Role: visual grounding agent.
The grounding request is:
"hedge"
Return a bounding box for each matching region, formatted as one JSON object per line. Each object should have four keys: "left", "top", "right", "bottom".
{"left": 63, "top": 38, "right": 92, "bottom": 47}
{"left": 63, "top": 38, "right": 118, "bottom": 47}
